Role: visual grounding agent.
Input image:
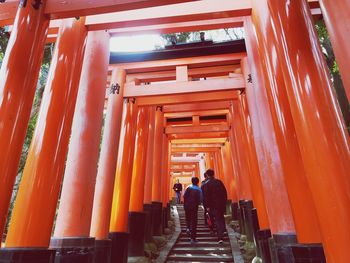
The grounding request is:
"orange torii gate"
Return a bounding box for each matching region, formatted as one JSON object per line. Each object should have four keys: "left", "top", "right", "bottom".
{"left": 0, "top": 0, "right": 349, "bottom": 262}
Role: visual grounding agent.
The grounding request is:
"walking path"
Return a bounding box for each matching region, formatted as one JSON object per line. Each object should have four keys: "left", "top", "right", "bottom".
{"left": 166, "top": 204, "right": 235, "bottom": 262}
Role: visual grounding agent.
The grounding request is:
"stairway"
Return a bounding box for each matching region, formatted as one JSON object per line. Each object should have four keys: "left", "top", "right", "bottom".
{"left": 167, "top": 204, "right": 234, "bottom": 263}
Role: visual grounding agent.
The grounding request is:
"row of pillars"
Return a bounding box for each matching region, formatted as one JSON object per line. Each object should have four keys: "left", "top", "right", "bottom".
{"left": 228, "top": 1, "right": 350, "bottom": 263}
{"left": 0, "top": 3, "right": 173, "bottom": 263}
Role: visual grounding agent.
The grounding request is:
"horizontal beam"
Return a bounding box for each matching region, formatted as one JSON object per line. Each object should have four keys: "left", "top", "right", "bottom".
{"left": 125, "top": 76, "right": 244, "bottom": 97}
{"left": 172, "top": 144, "right": 224, "bottom": 148}
{"left": 171, "top": 162, "right": 198, "bottom": 166}
{"left": 172, "top": 147, "right": 221, "bottom": 153}
{"left": 109, "top": 17, "right": 245, "bottom": 37}
{"left": 168, "top": 131, "right": 229, "bottom": 140}
{"left": 136, "top": 90, "right": 238, "bottom": 106}
{"left": 163, "top": 101, "right": 232, "bottom": 113}
{"left": 126, "top": 65, "right": 240, "bottom": 83}
{"left": 0, "top": 0, "right": 321, "bottom": 28}
{"left": 110, "top": 53, "right": 246, "bottom": 73}
{"left": 164, "top": 109, "right": 229, "bottom": 119}
{"left": 86, "top": 0, "right": 251, "bottom": 31}
{"left": 0, "top": 0, "right": 197, "bottom": 25}
{"left": 166, "top": 124, "right": 230, "bottom": 135}
{"left": 171, "top": 138, "right": 227, "bottom": 144}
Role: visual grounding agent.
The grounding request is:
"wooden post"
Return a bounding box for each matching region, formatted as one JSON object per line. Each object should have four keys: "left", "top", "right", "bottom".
{"left": 50, "top": 30, "right": 110, "bottom": 262}
{"left": 244, "top": 17, "right": 296, "bottom": 234}
{"left": 109, "top": 98, "right": 137, "bottom": 263}
{"left": 249, "top": 0, "right": 322, "bottom": 243}
{"left": 0, "top": 0, "right": 49, "bottom": 238}
{"left": 90, "top": 68, "right": 127, "bottom": 240}
{"left": 267, "top": 0, "right": 350, "bottom": 260}
{"left": 5, "top": 17, "right": 87, "bottom": 248}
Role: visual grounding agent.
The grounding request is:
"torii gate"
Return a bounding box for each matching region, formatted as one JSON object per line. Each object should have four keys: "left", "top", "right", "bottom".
{"left": 0, "top": 0, "right": 350, "bottom": 263}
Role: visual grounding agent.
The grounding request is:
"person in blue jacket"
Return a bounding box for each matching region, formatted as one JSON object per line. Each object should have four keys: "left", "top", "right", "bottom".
{"left": 183, "top": 177, "right": 203, "bottom": 243}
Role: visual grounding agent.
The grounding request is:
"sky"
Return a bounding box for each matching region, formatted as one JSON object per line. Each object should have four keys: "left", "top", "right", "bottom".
{"left": 109, "top": 28, "right": 245, "bottom": 53}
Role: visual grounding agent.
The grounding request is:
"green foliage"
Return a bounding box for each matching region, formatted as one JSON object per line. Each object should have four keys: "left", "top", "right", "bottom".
{"left": 315, "top": 20, "right": 350, "bottom": 131}
{"left": 0, "top": 27, "right": 9, "bottom": 66}
{"left": 315, "top": 21, "right": 340, "bottom": 74}
{"left": 161, "top": 32, "right": 191, "bottom": 45}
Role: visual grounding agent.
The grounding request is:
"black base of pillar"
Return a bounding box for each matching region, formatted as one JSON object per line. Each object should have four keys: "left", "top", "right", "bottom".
{"left": 108, "top": 232, "right": 128, "bottom": 263}
{"left": 291, "top": 244, "right": 326, "bottom": 263}
{"left": 128, "top": 212, "right": 146, "bottom": 257}
{"left": 240, "top": 200, "right": 254, "bottom": 242}
{"left": 274, "top": 243, "right": 326, "bottom": 263}
{"left": 163, "top": 207, "right": 168, "bottom": 229}
{"left": 271, "top": 233, "right": 297, "bottom": 263}
{"left": 151, "top": 202, "right": 163, "bottom": 236}
{"left": 94, "top": 239, "right": 111, "bottom": 263}
{"left": 50, "top": 237, "right": 95, "bottom": 263}
{"left": 231, "top": 202, "right": 239, "bottom": 221}
{"left": 0, "top": 248, "right": 56, "bottom": 263}
{"left": 143, "top": 204, "right": 154, "bottom": 242}
{"left": 167, "top": 203, "right": 171, "bottom": 219}
{"left": 255, "top": 229, "right": 272, "bottom": 263}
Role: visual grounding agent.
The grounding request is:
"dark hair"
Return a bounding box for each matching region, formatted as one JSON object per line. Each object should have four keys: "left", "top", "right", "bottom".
{"left": 205, "top": 169, "right": 214, "bottom": 178}
{"left": 192, "top": 177, "right": 200, "bottom": 185}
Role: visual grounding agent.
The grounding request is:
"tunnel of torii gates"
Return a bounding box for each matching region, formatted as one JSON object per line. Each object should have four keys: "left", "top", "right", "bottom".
{"left": 0, "top": 0, "right": 350, "bottom": 263}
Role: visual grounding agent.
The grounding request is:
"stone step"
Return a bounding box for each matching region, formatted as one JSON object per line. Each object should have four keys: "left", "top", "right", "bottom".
{"left": 179, "top": 232, "right": 216, "bottom": 237}
{"left": 167, "top": 254, "right": 233, "bottom": 262}
{"left": 174, "top": 241, "right": 230, "bottom": 248}
{"left": 172, "top": 247, "right": 232, "bottom": 254}
{"left": 167, "top": 261, "right": 233, "bottom": 263}
{"left": 181, "top": 230, "right": 212, "bottom": 234}
{"left": 169, "top": 205, "right": 234, "bottom": 263}
{"left": 178, "top": 236, "right": 229, "bottom": 242}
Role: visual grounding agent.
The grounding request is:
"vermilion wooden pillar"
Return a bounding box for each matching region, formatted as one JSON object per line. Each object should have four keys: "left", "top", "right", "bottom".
{"left": 49, "top": 31, "right": 110, "bottom": 262}
{"left": 204, "top": 153, "right": 211, "bottom": 169}
{"left": 143, "top": 107, "right": 156, "bottom": 241}
{"left": 209, "top": 152, "right": 218, "bottom": 176}
{"left": 143, "top": 107, "right": 156, "bottom": 205}
{"left": 129, "top": 107, "right": 150, "bottom": 212}
{"left": 161, "top": 135, "right": 170, "bottom": 207}
{"left": 235, "top": 94, "right": 269, "bottom": 229}
{"left": 161, "top": 135, "right": 170, "bottom": 232}
{"left": 230, "top": 101, "right": 253, "bottom": 200}
{"left": 4, "top": 18, "right": 87, "bottom": 250}
{"left": 244, "top": 17, "right": 296, "bottom": 234}
{"left": 90, "top": 68, "right": 126, "bottom": 240}
{"left": 221, "top": 142, "right": 237, "bottom": 202}
{"left": 0, "top": 1, "right": 49, "bottom": 238}
{"left": 249, "top": 0, "right": 322, "bottom": 244}
{"left": 151, "top": 107, "right": 164, "bottom": 203}
{"left": 128, "top": 107, "right": 150, "bottom": 257}
{"left": 226, "top": 114, "right": 243, "bottom": 200}
{"left": 151, "top": 106, "right": 164, "bottom": 236}
{"left": 109, "top": 98, "right": 137, "bottom": 263}
{"left": 319, "top": 0, "right": 350, "bottom": 102}
{"left": 266, "top": 0, "right": 350, "bottom": 260}
{"left": 215, "top": 150, "right": 226, "bottom": 187}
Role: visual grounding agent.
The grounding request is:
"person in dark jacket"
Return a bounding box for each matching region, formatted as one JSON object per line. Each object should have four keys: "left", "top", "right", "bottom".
{"left": 184, "top": 177, "right": 203, "bottom": 243}
{"left": 173, "top": 180, "right": 183, "bottom": 204}
{"left": 201, "top": 172, "right": 211, "bottom": 226}
{"left": 201, "top": 169, "right": 227, "bottom": 243}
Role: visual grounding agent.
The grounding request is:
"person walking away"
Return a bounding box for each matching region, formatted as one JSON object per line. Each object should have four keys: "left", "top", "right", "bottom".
{"left": 202, "top": 169, "right": 227, "bottom": 244}
{"left": 173, "top": 179, "right": 183, "bottom": 204}
{"left": 184, "top": 177, "right": 203, "bottom": 244}
{"left": 201, "top": 172, "right": 210, "bottom": 226}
